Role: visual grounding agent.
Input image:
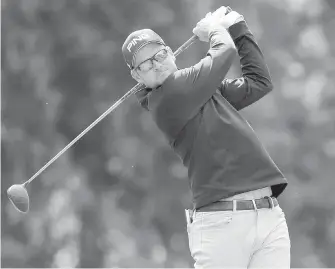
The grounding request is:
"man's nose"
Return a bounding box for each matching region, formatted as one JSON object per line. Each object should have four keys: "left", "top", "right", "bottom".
{"left": 153, "top": 60, "right": 164, "bottom": 70}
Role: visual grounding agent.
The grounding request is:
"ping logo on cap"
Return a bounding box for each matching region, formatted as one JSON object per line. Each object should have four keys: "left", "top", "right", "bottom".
{"left": 127, "top": 33, "right": 150, "bottom": 52}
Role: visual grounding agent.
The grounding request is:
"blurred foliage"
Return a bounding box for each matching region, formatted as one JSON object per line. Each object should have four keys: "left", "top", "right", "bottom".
{"left": 1, "top": 0, "right": 335, "bottom": 267}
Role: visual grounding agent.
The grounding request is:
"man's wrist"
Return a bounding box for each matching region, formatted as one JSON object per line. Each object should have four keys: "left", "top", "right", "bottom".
{"left": 209, "top": 27, "right": 235, "bottom": 47}
{"left": 228, "top": 21, "right": 252, "bottom": 42}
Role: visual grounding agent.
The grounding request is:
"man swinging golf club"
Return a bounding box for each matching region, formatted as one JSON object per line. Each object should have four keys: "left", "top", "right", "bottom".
{"left": 122, "top": 6, "right": 290, "bottom": 268}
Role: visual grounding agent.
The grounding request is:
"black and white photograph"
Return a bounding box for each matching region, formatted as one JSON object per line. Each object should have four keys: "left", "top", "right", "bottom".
{"left": 2, "top": 0, "right": 335, "bottom": 267}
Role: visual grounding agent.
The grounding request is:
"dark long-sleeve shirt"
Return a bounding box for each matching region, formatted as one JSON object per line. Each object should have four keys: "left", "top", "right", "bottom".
{"left": 136, "top": 22, "right": 287, "bottom": 210}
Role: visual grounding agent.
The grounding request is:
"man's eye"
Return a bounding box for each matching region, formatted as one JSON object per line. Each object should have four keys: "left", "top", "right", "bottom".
{"left": 138, "top": 61, "right": 152, "bottom": 72}
{"left": 157, "top": 50, "right": 167, "bottom": 58}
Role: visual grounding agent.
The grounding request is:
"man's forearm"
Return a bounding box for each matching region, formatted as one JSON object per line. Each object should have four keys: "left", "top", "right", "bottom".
{"left": 228, "top": 21, "right": 273, "bottom": 89}
{"left": 208, "top": 26, "right": 236, "bottom": 49}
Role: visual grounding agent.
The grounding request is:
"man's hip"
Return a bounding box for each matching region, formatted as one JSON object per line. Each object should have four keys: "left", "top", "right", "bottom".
{"left": 185, "top": 187, "right": 290, "bottom": 268}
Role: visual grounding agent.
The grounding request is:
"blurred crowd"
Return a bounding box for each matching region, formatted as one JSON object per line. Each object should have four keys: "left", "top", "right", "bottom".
{"left": 2, "top": 0, "right": 335, "bottom": 267}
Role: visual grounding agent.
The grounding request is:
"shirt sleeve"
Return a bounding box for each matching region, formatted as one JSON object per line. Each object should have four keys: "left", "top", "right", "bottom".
{"left": 218, "top": 21, "right": 274, "bottom": 111}
{"left": 150, "top": 27, "right": 236, "bottom": 138}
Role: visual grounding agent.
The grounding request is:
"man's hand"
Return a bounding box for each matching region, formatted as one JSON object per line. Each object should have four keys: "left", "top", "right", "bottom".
{"left": 219, "top": 10, "right": 245, "bottom": 29}
{"left": 211, "top": 6, "right": 230, "bottom": 20}
{"left": 192, "top": 6, "right": 231, "bottom": 42}
{"left": 192, "top": 12, "right": 214, "bottom": 42}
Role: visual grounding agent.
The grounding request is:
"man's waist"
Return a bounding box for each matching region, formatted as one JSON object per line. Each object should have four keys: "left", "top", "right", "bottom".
{"left": 194, "top": 187, "right": 275, "bottom": 212}
{"left": 196, "top": 195, "right": 278, "bottom": 212}
{"left": 220, "top": 187, "right": 272, "bottom": 201}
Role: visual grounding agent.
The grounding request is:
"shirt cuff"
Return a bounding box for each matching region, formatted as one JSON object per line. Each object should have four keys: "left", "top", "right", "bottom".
{"left": 228, "top": 21, "right": 252, "bottom": 42}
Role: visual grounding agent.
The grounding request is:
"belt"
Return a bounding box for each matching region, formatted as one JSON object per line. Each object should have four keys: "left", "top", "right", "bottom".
{"left": 197, "top": 196, "right": 278, "bottom": 212}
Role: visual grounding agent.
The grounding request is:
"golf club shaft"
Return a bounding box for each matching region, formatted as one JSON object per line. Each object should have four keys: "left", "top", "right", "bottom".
{"left": 23, "top": 34, "right": 199, "bottom": 187}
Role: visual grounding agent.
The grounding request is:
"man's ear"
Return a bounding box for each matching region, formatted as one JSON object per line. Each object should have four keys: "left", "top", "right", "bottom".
{"left": 131, "top": 69, "right": 144, "bottom": 83}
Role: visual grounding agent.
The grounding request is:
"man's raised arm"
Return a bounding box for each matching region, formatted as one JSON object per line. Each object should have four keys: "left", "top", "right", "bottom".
{"left": 218, "top": 11, "right": 274, "bottom": 111}
{"left": 152, "top": 13, "right": 237, "bottom": 127}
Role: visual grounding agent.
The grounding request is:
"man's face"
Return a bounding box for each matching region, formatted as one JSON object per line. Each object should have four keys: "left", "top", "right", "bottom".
{"left": 131, "top": 43, "right": 177, "bottom": 88}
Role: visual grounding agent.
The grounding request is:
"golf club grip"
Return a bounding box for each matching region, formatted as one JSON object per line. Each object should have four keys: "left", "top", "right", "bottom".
{"left": 24, "top": 33, "right": 199, "bottom": 185}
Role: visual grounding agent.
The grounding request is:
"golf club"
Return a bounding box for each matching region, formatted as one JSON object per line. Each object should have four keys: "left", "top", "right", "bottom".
{"left": 6, "top": 35, "right": 199, "bottom": 213}
{"left": 7, "top": 6, "right": 232, "bottom": 213}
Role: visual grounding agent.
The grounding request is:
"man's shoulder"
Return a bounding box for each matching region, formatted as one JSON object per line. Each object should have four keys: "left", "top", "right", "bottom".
{"left": 152, "top": 69, "right": 187, "bottom": 95}
{"left": 135, "top": 65, "right": 199, "bottom": 111}
{"left": 162, "top": 67, "right": 198, "bottom": 90}
{"left": 165, "top": 68, "right": 189, "bottom": 83}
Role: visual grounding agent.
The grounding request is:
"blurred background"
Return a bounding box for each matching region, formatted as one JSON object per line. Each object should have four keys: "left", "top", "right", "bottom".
{"left": 2, "top": 0, "right": 335, "bottom": 267}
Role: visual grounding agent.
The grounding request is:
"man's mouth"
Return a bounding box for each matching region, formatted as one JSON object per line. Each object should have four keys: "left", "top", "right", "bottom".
{"left": 155, "top": 68, "right": 168, "bottom": 73}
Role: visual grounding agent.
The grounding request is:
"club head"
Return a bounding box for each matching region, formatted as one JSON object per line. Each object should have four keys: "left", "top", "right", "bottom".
{"left": 7, "top": 184, "right": 29, "bottom": 213}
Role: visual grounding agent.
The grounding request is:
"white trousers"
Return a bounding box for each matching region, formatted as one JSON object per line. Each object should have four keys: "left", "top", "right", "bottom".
{"left": 186, "top": 188, "right": 291, "bottom": 268}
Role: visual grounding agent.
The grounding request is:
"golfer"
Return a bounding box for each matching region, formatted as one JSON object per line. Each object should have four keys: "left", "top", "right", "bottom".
{"left": 122, "top": 6, "right": 290, "bottom": 268}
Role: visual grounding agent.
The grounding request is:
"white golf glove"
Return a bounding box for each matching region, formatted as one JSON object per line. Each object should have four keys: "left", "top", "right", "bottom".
{"left": 219, "top": 11, "right": 245, "bottom": 29}
{"left": 193, "top": 6, "right": 232, "bottom": 42}
{"left": 211, "top": 6, "right": 230, "bottom": 20}
{"left": 192, "top": 12, "right": 214, "bottom": 42}
{"left": 193, "top": 7, "right": 245, "bottom": 42}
